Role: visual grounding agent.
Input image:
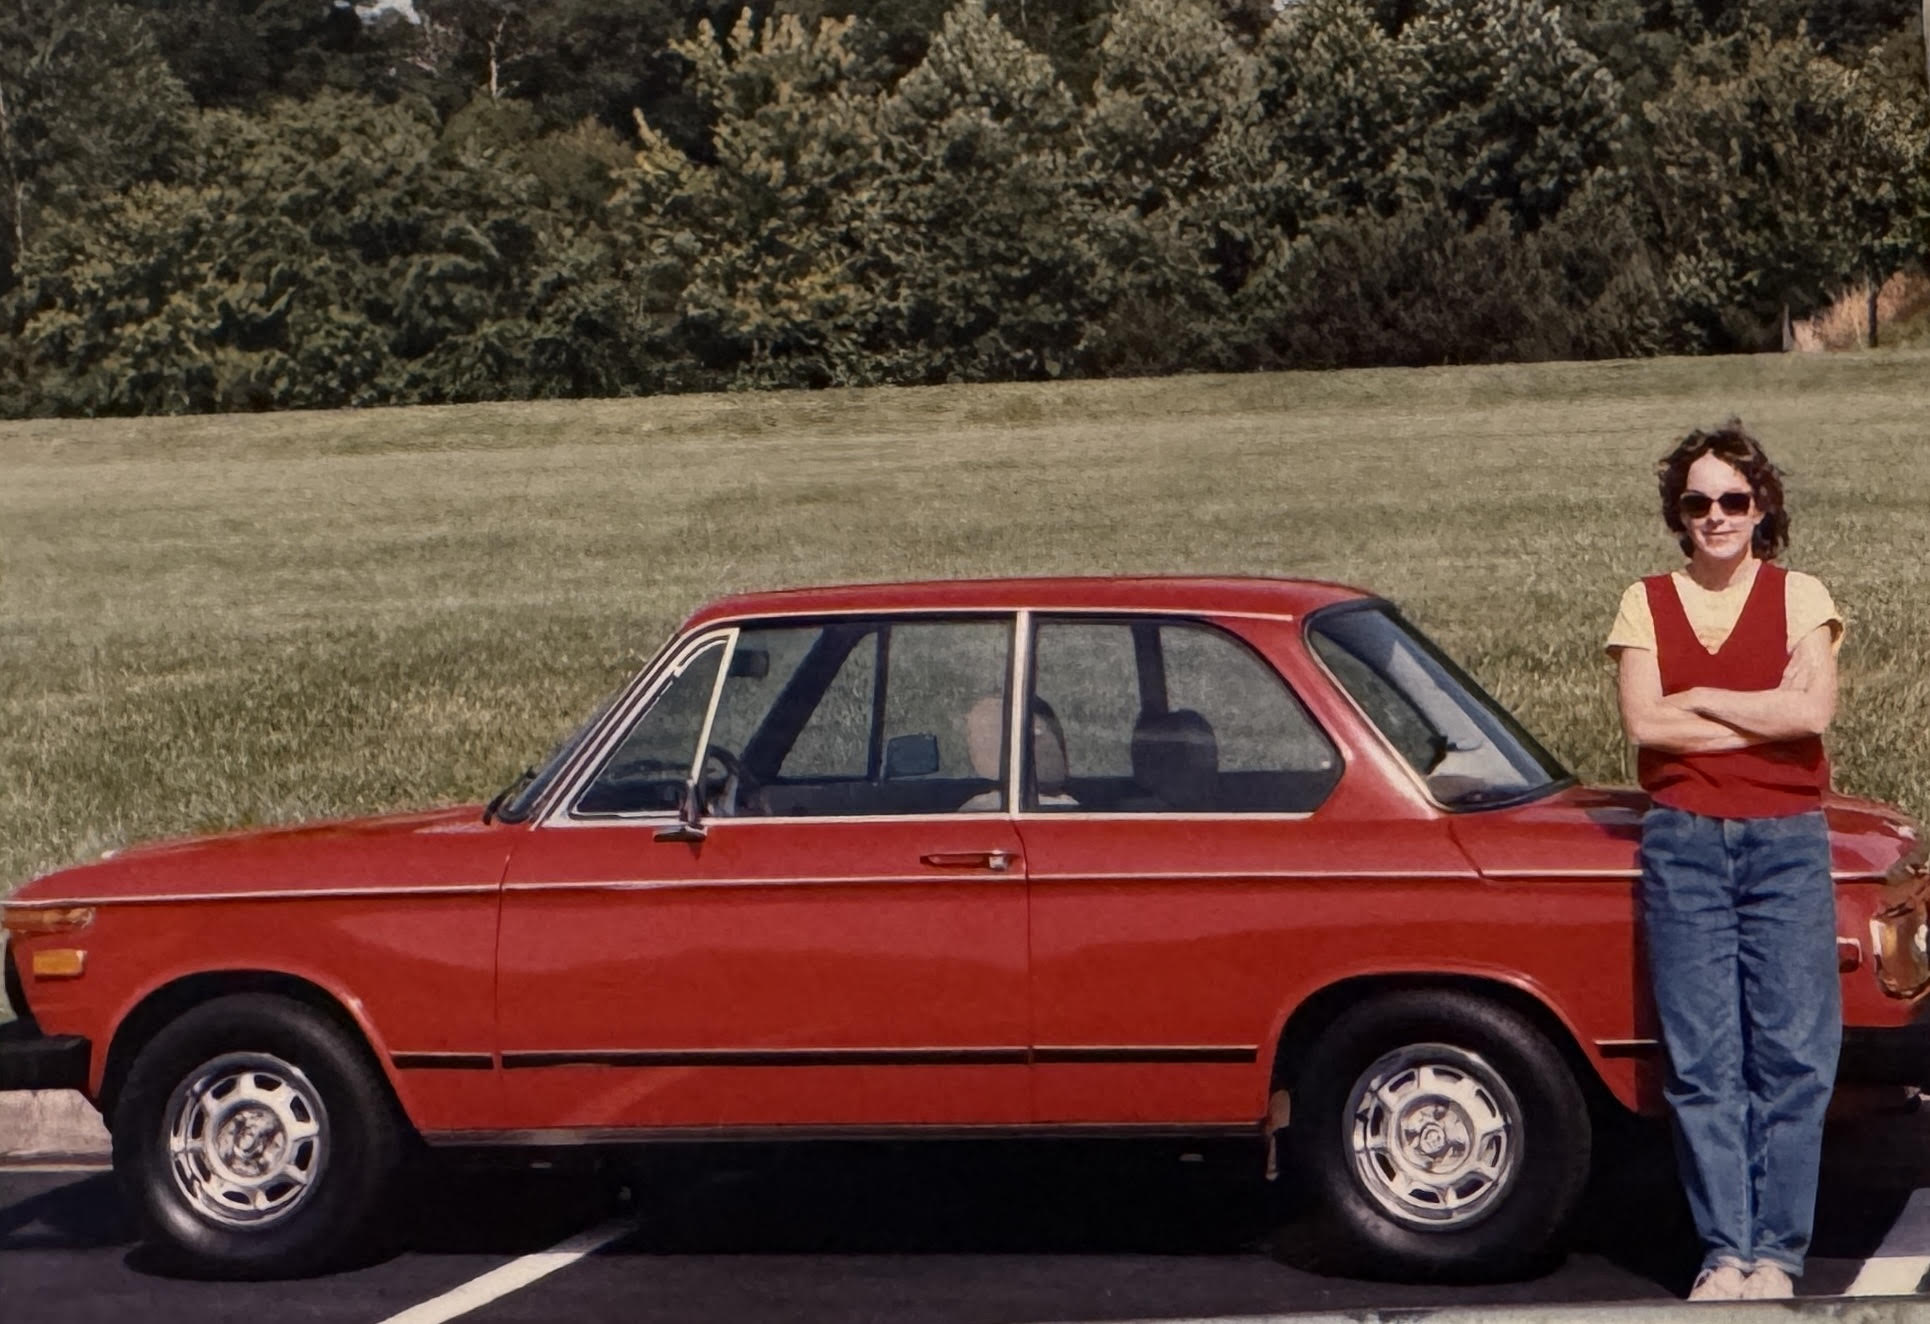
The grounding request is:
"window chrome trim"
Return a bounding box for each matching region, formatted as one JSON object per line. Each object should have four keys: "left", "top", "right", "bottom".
{"left": 1006, "top": 609, "right": 1031, "bottom": 815}
{"left": 690, "top": 626, "right": 740, "bottom": 782}
{"left": 692, "top": 604, "right": 1300, "bottom": 629}
{"left": 497, "top": 866, "right": 1467, "bottom": 896}
{"left": 5, "top": 884, "right": 502, "bottom": 908}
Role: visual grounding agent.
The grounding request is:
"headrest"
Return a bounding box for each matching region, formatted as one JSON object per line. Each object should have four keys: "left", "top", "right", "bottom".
{"left": 1130, "top": 709, "right": 1218, "bottom": 811}
{"left": 964, "top": 695, "right": 1004, "bottom": 780}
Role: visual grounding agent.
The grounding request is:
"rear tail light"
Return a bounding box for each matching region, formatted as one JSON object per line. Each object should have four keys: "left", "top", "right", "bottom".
{"left": 1871, "top": 842, "right": 1930, "bottom": 999}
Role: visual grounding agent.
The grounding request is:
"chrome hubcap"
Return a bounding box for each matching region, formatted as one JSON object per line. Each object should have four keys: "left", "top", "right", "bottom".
{"left": 1347, "top": 1043, "right": 1520, "bottom": 1229}
{"left": 164, "top": 1053, "right": 328, "bottom": 1229}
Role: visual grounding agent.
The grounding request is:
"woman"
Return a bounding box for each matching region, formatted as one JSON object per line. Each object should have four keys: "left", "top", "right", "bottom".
{"left": 1605, "top": 418, "right": 1843, "bottom": 1302}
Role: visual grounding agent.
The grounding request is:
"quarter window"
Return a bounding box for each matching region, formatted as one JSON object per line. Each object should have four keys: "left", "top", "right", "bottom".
{"left": 575, "top": 641, "right": 725, "bottom": 815}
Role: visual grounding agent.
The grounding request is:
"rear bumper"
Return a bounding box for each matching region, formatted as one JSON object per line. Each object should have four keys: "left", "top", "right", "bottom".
{"left": 0, "top": 1019, "right": 91, "bottom": 1092}
{"left": 1840, "top": 1023, "right": 1930, "bottom": 1088}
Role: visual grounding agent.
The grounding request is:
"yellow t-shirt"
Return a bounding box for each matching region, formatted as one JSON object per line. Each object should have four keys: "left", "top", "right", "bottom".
{"left": 1604, "top": 566, "right": 1843, "bottom": 657}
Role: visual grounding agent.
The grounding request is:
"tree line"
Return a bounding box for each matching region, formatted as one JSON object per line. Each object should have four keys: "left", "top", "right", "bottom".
{"left": 1, "top": 0, "right": 1925, "bottom": 416}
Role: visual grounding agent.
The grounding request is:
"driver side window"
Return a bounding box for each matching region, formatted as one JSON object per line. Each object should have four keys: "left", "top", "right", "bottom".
{"left": 574, "top": 641, "right": 725, "bottom": 816}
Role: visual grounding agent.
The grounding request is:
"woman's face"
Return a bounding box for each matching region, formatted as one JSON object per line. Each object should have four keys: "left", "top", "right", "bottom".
{"left": 1679, "top": 453, "right": 1764, "bottom": 563}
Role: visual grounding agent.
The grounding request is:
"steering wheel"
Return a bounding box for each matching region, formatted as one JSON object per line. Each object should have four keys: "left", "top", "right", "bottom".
{"left": 700, "top": 744, "right": 760, "bottom": 817}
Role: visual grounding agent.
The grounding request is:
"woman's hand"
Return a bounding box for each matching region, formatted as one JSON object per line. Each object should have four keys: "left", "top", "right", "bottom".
{"left": 1658, "top": 627, "right": 1838, "bottom": 740}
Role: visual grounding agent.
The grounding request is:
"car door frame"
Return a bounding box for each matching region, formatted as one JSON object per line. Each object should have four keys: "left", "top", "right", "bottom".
{"left": 490, "top": 611, "right": 1036, "bottom": 1136}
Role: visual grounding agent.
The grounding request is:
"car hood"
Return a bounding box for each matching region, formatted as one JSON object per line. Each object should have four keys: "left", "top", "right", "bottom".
{"left": 8, "top": 805, "right": 514, "bottom": 907}
{"left": 1450, "top": 784, "right": 1921, "bottom": 883}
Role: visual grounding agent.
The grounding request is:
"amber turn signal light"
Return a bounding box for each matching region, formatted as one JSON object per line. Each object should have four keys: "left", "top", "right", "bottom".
{"left": 1, "top": 906, "right": 96, "bottom": 937}
{"left": 30, "top": 949, "right": 86, "bottom": 979}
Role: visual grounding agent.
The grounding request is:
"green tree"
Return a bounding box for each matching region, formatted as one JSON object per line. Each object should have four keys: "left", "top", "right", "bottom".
{"left": 1641, "top": 33, "right": 1923, "bottom": 348}
{"left": 850, "top": 0, "right": 1101, "bottom": 382}
{"left": 0, "top": 0, "right": 193, "bottom": 292}
{"left": 5, "top": 90, "right": 633, "bottom": 414}
{"left": 607, "top": 10, "right": 883, "bottom": 387}
{"left": 1254, "top": 0, "right": 1422, "bottom": 223}
{"left": 1079, "top": 0, "right": 1264, "bottom": 372}
{"left": 1398, "top": 0, "right": 1629, "bottom": 231}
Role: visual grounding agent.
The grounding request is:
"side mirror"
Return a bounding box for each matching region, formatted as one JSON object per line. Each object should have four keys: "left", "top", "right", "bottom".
{"left": 883, "top": 732, "right": 940, "bottom": 779}
{"left": 653, "top": 778, "right": 708, "bottom": 843}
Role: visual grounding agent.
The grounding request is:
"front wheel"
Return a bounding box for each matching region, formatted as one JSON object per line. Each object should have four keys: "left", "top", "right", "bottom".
{"left": 112, "top": 994, "right": 405, "bottom": 1278}
{"left": 1285, "top": 990, "right": 1591, "bottom": 1281}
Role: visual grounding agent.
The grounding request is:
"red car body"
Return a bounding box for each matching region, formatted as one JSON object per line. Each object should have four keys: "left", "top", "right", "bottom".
{"left": 5, "top": 577, "right": 1927, "bottom": 1277}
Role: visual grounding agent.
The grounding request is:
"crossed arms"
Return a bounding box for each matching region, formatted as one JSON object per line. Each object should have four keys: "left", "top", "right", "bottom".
{"left": 1614, "top": 625, "right": 1838, "bottom": 754}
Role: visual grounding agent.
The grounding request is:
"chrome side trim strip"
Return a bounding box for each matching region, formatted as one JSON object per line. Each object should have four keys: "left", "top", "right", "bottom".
{"left": 5, "top": 884, "right": 500, "bottom": 909}
{"left": 499, "top": 869, "right": 1475, "bottom": 896}
{"left": 501, "top": 874, "right": 1011, "bottom": 895}
{"left": 1487, "top": 869, "right": 1881, "bottom": 884}
{"left": 1031, "top": 869, "right": 1475, "bottom": 883}
{"left": 425, "top": 1122, "right": 1265, "bottom": 1147}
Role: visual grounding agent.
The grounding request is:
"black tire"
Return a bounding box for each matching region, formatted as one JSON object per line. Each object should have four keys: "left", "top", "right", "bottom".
{"left": 1283, "top": 989, "right": 1591, "bottom": 1282}
{"left": 111, "top": 993, "right": 406, "bottom": 1279}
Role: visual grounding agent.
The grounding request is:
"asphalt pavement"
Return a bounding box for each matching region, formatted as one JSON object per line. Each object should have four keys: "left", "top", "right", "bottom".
{"left": 5, "top": 1117, "right": 1930, "bottom": 1324}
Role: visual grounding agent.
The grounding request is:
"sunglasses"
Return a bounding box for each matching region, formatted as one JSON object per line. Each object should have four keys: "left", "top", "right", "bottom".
{"left": 1678, "top": 490, "right": 1754, "bottom": 518}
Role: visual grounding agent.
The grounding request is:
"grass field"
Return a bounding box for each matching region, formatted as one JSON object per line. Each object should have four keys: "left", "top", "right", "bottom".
{"left": 4, "top": 349, "right": 1930, "bottom": 906}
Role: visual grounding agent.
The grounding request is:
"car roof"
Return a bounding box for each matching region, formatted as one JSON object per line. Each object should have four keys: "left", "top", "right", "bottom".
{"left": 682, "top": 576, "right": 1377, "bottom": 629}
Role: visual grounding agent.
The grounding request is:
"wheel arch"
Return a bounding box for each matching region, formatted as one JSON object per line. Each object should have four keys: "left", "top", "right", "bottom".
{"left": 98, "top": 970, "right": 406, "bottom": 1130}
{"left": 1266, "top": 972, "right": 1634, "bottom": 1125}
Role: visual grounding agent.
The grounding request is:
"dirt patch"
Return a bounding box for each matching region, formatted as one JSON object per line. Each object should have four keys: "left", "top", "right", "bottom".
{"left": 1792, "top": 270, "right": 1930, "bottom": 351}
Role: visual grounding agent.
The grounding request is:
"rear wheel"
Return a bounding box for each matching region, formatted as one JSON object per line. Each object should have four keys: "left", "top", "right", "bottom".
{"left": 112, "top": 994, "right": 405, "bottom": 1278}
{"left": 1285, "top": 990, "right": 1590, "bottom": 1281}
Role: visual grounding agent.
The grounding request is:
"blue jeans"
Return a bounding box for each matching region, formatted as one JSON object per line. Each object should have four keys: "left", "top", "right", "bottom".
{"left": 1639, "top": 805, "right": 1840, "bottom": 1277}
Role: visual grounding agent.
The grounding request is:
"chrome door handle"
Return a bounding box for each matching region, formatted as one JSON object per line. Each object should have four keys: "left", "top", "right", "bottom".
{"left": 920, "top": 850, "right": 1018, "bottom": 872}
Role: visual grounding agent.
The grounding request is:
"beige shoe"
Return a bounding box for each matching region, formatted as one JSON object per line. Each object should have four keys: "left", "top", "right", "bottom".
{"left": 1740, "top": 1263, "right": 1795, "bottom": 1299}
{"left": 1687, "top": 1263, "right": 1750, "bottom": 1301}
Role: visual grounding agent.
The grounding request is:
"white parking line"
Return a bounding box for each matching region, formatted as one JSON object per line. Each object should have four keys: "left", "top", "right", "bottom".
{"left": 1844, "top": 1187, "right": 1930, "bottom": 1296}
{"left": 374, "top": 1213, "right": 638, "bottom": 1324}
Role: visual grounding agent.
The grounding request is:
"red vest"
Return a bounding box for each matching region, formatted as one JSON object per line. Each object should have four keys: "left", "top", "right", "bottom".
{"left": 1636, "top": 561, "right": 1829, "bottom": 818}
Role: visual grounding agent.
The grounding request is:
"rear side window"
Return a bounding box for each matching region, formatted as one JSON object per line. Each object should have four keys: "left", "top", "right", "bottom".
{"left": 1028, "top": 618, "right": 1340, "bottom": 813}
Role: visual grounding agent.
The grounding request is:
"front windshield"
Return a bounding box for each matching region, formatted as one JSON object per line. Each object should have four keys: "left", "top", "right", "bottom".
{"left": 1307, "top": 603, "right": 1569, "bottom": 810}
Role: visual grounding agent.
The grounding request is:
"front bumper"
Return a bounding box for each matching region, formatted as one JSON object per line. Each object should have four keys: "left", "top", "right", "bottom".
{"left": 0, "top": 1019, "right": 90, "bottom": 1092}
{"left": 1840, "top": 1023, "right": 1930, "bottom": 1088}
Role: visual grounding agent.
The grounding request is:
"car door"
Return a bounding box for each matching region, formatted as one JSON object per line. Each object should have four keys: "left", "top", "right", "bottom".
{"left": 1014, "top": 612, "right": 1478, "bottom": 1126}
{"left": 496, "top": 614, "right": 1031, "bottom": 1133}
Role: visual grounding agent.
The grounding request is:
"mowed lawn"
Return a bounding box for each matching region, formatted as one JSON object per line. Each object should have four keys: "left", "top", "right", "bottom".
{"left": 4, "top": 350, "right": 1929, "bottom": 902}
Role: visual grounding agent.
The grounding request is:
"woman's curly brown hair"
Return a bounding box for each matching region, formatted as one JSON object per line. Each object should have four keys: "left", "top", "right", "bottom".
{"left": 1656, "top": 417, "right": 1790, "bottom": 561}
